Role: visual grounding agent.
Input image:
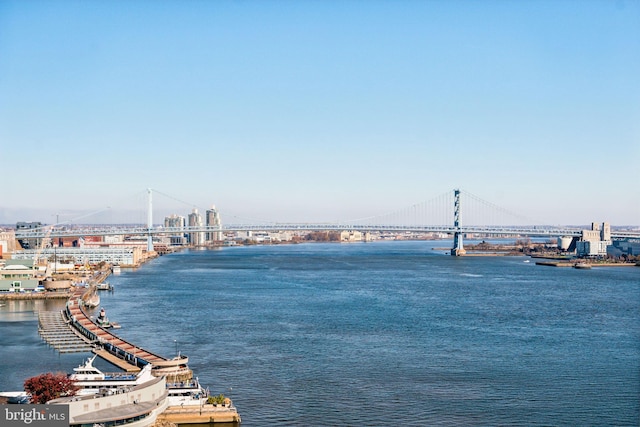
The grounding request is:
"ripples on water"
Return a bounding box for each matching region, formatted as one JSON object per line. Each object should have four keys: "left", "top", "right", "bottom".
{"left": 1, "top": 241, "right": 639, "bottom": 426}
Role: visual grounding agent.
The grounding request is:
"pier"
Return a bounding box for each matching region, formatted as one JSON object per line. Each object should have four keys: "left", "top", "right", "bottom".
{"left": 33, "top": 284, "right": 242, "bottom": 424}
{"left": 0, "top": 291, "right": 70, "bottom": 301}
{"left": 158, "top": 405, "right": 242, "bottom": 425}
{"left": 38, "top": 310, "right": 94, "bottom": 353}
{"left": 64, "top": 286, "right": 193, "bottom": 381}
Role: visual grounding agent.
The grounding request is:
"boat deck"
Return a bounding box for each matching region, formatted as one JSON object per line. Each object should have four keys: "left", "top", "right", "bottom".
{"left": 92, "top": 348, "right": 140, "bottom": 372}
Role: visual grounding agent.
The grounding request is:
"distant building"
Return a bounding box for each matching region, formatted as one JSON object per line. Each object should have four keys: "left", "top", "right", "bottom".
{"left": 340, "top": 230, "right": 363, "bottom": 242}
{"left": 0, "top": 230, "right": 19, "bottom": 258}
{"left": 13, "top": 247, "right": 144, "bottom": 267}
{"left": 205, "top": 206, "right": 223, "bottom": 243}
{"left": 233, "top": 231, "right": 293, "bottom": 243}
{"left": 16, "top": 221, "right": 43, "bottom": 249}
{"left": 608, "top": 239, "right": 640, "bottom": 257}
{"left": 187, "top": 209, "right": 205, "bottom": 246}
{"left": 576, "top": 222, "right": 611, "bottom": 257}
{"left": 164, "top": 214, "right": 186, "bottom": 245}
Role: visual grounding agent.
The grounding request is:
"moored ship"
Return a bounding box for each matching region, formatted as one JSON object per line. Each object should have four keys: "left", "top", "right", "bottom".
{"left": 80, "top": 283, "right": 100, "bottom": 307}
{"left": 50, "top": 369, "right": 168, "bottom": 427}
{"left": 69, "top": 355, "right": 153, "bottom": 395}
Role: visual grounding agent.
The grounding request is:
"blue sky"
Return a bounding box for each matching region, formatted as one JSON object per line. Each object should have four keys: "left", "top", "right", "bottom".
{"left": 1, "top": 0, "right": 638, "bottom": 226}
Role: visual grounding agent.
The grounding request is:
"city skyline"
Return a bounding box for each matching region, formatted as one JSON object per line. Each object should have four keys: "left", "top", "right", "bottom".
{"left": 1, "top": 1, "right": 638, "bottom": 225}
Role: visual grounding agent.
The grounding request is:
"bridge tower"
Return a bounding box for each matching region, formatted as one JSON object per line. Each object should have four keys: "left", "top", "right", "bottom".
{"left": 147, "top": 188, "right": 153, "bottom": 252}
{"left": 451, "top": 189, "right": 466, "bottom": 256}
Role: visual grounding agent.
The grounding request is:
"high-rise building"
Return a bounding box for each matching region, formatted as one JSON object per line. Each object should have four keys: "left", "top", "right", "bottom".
{"left": 187, "top": 209, "right": 205, "bottom": 246}
{"left": 164, "top": 214, "right": 186, "bottom": 245}
{"left": 205, "top": 205, "right": 223, "bottom": 243}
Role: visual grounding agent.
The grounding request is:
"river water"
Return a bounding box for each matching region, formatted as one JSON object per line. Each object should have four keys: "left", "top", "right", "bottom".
{"left": 1, "top": 241, "right": 639, "bottom": 426}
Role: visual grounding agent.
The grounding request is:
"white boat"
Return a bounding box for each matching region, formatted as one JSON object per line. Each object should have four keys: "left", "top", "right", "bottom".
{"left": 0, "top": 391, "right": 30, "bottom": 403}
{"left": 69, "top": 355, "right": 154, "bottom": 395}
{"left": 574, "top": 262, "right": 592, "bottom": 269}
{"left": 96, "top": 282, "right": 113, "bottom": 291}
{"left": 94, "top": 307, "right": 111, "bottom": 328}
{"left": 165, "top": 377, "right": 209, "bottom": 406}
{"left": 71, "top": 355, "right": 206, "bottom": 405}
{"left": 50, "top": 368, "right": 168, "bottom": 427}
{"left": 80, "top": 284, "right": 100, "bottom": 307}
{"left": 112, "top": 265, "right": 121, "bottom": 274}
{"left": 92, "top": 307, "right": 121, "bottom": 329}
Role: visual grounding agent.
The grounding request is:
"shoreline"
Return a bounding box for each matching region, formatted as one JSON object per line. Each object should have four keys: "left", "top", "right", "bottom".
{"left": 535, "top": 261, "right": 638, "bottom": 268}
{"left": 0, "top": 291, "right": 71, "bottom": 301}
{"left": 0, "top": 264, "right": 113, "bottom": 301}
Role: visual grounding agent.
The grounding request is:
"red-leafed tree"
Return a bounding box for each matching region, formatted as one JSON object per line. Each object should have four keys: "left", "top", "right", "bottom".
{"left": 24, "top": 372, "right": 78, "bottom": 404}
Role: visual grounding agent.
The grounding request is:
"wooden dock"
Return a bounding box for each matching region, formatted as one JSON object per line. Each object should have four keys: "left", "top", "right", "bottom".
{"left": 66, "top": 286, "right": 193, "bottom": 381}
{"left": 157, "top": 405, "right": 242, "bottom": 425}
{"left": 35, "top": 285, "right": 242, "bottom": 424}
{"left": 38, "top": 310, "right": 94, "bottom": 353}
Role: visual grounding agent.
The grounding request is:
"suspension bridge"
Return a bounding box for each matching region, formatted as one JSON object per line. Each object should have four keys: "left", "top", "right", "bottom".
{"left": 13, "top": 189, "right": 639, "bottom": 256}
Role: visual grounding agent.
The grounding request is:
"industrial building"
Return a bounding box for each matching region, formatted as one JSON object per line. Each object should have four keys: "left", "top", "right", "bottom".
{"left": 576, "top": 222, "right": 611, "bottom": 257}
{"left": 608, "top": 239, "right": 640, "bottom": 257}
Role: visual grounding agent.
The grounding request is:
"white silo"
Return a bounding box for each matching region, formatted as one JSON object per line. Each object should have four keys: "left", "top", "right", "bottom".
{"left": 558, "top": 236, "right": 573, "bottom": 251}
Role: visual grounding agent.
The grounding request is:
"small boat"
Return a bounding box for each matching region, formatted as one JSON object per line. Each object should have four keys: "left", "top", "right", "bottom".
{"left": 96, "top": 307, "right": 111, "bottom": 328}
{"left": 166, "top": 377, "right": 210, "bottom": 407}
{"left": 0, "top": 391, "right": 30, "bottom": 404}
{"left": 574, "top": 262, "right": 592, "bottom": 269}
{"left": 80, "top": 284, "right": 100, "bottom": 307}
{"left": 96, "top": 282, "right": 113, "bottom": 291}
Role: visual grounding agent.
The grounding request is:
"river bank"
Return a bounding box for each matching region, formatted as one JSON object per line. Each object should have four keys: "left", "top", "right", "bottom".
{"left": 1, "top": 241, "right": 639, "bottom": 425}
{"left": 536, "top": 261, "right": 638, "bottom": 267}
{"left": 0, "top": 291, "right": 70, "bottom": 301}
{"left": 0, "top": 264, "right": 113, "bottom": 301}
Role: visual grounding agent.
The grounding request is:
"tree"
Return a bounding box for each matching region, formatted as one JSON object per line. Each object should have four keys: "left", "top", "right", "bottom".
{"left": 24, "top": 372, "right": 78, "bottom": 404}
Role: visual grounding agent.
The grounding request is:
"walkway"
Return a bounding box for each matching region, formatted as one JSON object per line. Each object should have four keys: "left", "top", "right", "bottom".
{"left": 38, "top": 310, "right": 93, "bottom": 353}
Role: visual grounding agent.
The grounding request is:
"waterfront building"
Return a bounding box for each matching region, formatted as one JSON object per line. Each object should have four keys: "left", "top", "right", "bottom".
{"left": 576, "top": 222, "right": 611, "bottom": 257}
{"left": 187, "top": 209, "right": 205, "bottom": 246}
{"left": 608, "top": 239, "right": 640, "bottom": 257}
{"left": 164, "top": 214, "right": 187, "bottom": 245}
{"left": 341, "top": 230, "right": 363, "bottom": 242}
{"left": 205, "top": 205, "right": 223, "bottom": 243}
{"left": 232, "top": 231, "right": 293, "bottom": 243}
{"left": 13, "top": 247, "right": 144, "bottom": 267}
{"left": 0, "top": 259, "right": 40, "bottom": 292}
